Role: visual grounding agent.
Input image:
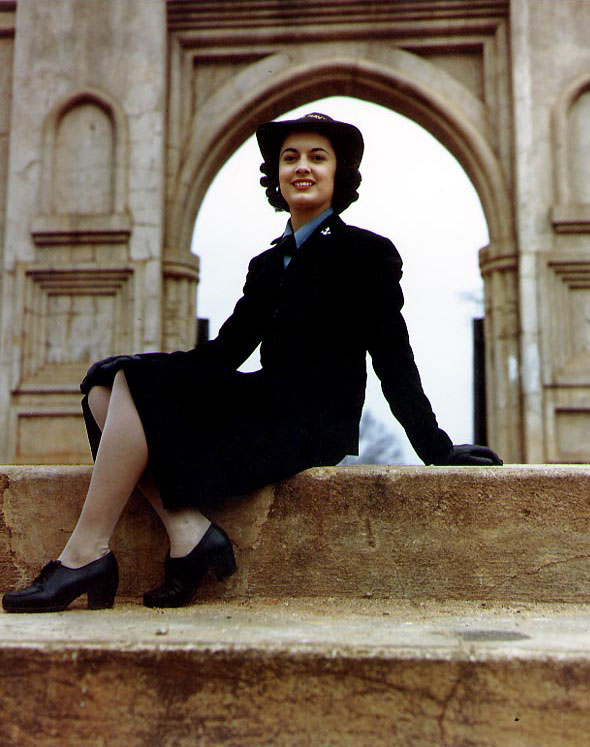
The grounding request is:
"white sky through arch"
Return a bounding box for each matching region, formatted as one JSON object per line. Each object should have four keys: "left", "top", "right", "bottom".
{"left": 191, "top": 97, "right": 488, "bottom": 463}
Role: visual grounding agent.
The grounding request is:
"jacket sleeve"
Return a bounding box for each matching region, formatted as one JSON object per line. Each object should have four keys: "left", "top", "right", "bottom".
{"left": 365, "top": 239, "right": 452, "bottom": 464}
{"left": 187, "top": 253, "right": 273, "bottom": 370}
{"left": 80, "top": 252, "right": 273, "bottom": 394}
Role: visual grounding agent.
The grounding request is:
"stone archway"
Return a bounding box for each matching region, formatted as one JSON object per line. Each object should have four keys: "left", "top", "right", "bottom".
{"left": 166, "top": 46, "right": 521, "bottom": 460}
{"left": 4, "top": 0, "right": 589, "bottom": 464}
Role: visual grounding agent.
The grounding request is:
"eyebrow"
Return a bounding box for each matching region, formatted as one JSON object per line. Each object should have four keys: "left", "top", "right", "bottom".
{"left": 280, "top": 146, "right": 331, "bottom": 156}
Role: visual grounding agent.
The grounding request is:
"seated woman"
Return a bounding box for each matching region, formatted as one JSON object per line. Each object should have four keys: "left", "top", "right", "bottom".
{"left": 2, "top": 112, "right": 501, "bottom": 614}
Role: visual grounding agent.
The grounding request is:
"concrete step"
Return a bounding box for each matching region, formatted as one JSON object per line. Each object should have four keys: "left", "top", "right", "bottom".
{"left": 2, "top": 465, "right": 590, "bottom": 604}
{"left": 1, "top": 597, "right": 590, "bottom": 745}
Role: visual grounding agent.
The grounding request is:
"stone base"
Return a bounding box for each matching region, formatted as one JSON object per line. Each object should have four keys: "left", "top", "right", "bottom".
{"left": 2, "top": 465, "right": 590, "bottom": 744}
{"left": 1, "top": 598, "right": 590, "bottom": 746}
{"left": 2, "top": 465, "right": 590, "bottom": 603}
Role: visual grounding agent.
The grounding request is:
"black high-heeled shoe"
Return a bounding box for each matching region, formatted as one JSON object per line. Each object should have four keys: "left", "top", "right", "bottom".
{"left": 143, "top": 523, "right": 236, "bottom": 608}
{"left": 2, "top": 552, "right": 119, "bottom": 613}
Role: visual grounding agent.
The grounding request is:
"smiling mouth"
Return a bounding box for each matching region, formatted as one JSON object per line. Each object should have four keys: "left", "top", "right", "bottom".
{"left": 292, "top": 180, "right": 315, "bottom": 189}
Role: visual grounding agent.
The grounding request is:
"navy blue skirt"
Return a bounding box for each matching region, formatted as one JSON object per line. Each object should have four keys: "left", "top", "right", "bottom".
{"left": 82, "top": 354, "right": 345, "bottom": 510}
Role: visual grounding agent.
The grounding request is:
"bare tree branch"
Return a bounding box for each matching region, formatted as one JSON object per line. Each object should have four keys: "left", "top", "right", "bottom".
{"left": 339, "top": 409, "right": 403, "bottom": 465}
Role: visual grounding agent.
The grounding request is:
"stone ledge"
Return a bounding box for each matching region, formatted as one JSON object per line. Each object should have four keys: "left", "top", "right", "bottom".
{"left": 30, "top": 212, "right": 132, "bottom": 245}
{"left": 2, "top": 465, "right": 590, "bottom": 603}
{"left": 551, "top": 203, "right": 590, "bottom": 233}
{"left": 1, "top": 598, "right": 590, "bottom": 746}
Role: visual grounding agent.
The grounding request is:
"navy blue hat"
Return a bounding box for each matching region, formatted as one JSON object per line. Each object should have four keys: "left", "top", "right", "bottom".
{"left": 256, "top": 112, "right": 364, "bottom": 168}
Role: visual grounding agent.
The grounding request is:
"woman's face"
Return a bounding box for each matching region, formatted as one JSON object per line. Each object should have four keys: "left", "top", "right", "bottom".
{"left": 278, "top": 131, "right": 337, "bottom": 227}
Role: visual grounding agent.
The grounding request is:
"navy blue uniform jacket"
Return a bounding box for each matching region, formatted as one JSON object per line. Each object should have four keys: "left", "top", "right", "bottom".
{"left": 82, "top": 212, "right": 452, "bottom": 509}
{"left": 186, "top": 212, "right": 451, "bottom": 463}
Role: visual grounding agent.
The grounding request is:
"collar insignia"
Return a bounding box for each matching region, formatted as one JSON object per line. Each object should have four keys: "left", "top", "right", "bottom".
{"left": 320, "top": 227, "right": 331, "bottom": 236}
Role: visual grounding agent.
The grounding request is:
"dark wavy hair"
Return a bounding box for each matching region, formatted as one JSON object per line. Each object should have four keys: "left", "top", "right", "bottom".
{"left": 259, "top": 135, "right": 362, "bottom": 214}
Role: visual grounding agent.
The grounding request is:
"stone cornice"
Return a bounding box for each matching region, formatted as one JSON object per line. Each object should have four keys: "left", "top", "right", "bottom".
{"left": 551, "top": 205, "right": 590, "bottom": 234}
{"left": 0, "top": 0, "right": 16, "bottom": 36}
{"left": 167, "top": 0, "right": 508, "bottom": 36}
{"left": 30, "top": 214, "right": 132, "bottom": 246}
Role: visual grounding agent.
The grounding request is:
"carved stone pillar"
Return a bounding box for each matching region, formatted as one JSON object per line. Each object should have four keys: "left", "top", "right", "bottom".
{"left": 0, "top": 0, "right": 166, "bottom": 463}
{"left": 162, "top": 252, "right": 200, "bottom": 353}
{"left": 480, "top": 242, "right": 522, "bottom": 461}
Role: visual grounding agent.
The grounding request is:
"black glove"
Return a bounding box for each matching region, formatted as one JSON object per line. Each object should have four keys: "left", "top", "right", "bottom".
{"left": 432, "top": 444, "right": 503, "bottom": 466}
{"left": 80, "top": 354, "right": 141, "bottom": 394}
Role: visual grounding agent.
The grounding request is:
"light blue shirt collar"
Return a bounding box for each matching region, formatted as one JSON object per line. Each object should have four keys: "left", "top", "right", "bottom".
{"left": 282, "top": 207, "right": 334, "bottom": 249}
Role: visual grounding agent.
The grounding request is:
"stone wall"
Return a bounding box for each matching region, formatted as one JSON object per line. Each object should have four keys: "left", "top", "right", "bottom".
{"left": 0, "top": 2, "right": 14, "bottom": 352}
{"left": 0, "top": 0, "right": 167, "bottom": 463}
{"left": 0, "top": 0, "right": 589, "bottom": 464}
{"left": 511, "top": 0, "right": 590, "bottom": 462}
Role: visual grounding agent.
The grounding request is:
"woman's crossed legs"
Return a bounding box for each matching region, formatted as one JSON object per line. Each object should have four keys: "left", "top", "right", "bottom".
{"left": 2, "top": 368, "right": 236, "bottom": 611}
{"left": 59, "top": 369, "right": 210, "bottom": 568}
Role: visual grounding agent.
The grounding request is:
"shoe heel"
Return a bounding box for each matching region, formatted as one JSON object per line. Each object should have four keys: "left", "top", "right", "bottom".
{"left": 87, "top": 577, "right": 118, "bottom": 610}
{"left": 211, "top": 546, "right": 237, "bottom": 580}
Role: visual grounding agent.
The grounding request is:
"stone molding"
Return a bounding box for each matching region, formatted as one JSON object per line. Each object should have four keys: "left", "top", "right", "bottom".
{"left": 34, "top": 86, "right": 131, "bottom": 245}
{"left": 544, "top": 257, "right": 590, "bottom": 386}
{"left": 31, "top": 213, "right": 132, "bottom": 246}
{"left": 551, "top": 73, "right": 590, "bottom": 233}
{"left": 162, "top": 251, "right": 200, "bottom": 282}
{"left": 0, "top": 6, "right": 14, "bottom": 38}
{"left": 479, "top": 246, "right": 518, "bottom": 277}
{"left": 167, "top": 0, "right": 509, "bottom": 36}
{"left": 551, "top": 205, "right": 590, "bottom": 235}
{"left": 541, "top": 254, "right": 590, "bottom": 462}
{"left": 16, "top": 266, "right": 134, "bottom": 393}
{"left": 162, "top": 252, "right": 200, "bottom": 351}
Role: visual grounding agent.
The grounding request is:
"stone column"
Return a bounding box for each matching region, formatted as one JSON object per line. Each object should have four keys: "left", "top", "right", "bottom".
{"left": 0, "top": 4, "right": 14, "bottom": 300}
{"left": 480, "top": 242, "right": 522, "bottom": 461}
{"left": 162, "top": 252, "right": 200, "bottom": 353}
{"left": 511, "top": 0, "right": 590, "bottom": 463}
{"left": 0, "top": 0, "right": 167, "bottom": 463}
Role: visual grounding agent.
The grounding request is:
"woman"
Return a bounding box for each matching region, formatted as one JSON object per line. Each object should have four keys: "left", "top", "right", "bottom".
{"left": 2, "top": 112, "right": 501, "bottom": 614}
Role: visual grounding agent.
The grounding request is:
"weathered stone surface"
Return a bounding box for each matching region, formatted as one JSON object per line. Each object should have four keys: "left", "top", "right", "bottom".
{"left": 0, "top": 465, "right": 167, "bottom": 594}
{"left": 1, "top": 598, "right": 590, "bottom": 746}
{"left": 2, "top": 465, "right": 590, "bottom": 604}
{"left": 2, "top": 466, "right": 590, "bottom": 745}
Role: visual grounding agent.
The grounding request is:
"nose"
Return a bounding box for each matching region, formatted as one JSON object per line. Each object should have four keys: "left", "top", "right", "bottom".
{"left": 295, "top": 159, "right": 311, "bottom": 174}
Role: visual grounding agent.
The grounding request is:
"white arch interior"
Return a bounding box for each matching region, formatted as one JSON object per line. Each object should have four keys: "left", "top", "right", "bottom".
{"left": 192, "top": 96, "right": 488, "bottom": 464}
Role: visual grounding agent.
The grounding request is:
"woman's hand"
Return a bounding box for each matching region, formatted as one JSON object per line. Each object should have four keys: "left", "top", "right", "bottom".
{"left": 432, "top": 444, "right": 503, "bottom": 466}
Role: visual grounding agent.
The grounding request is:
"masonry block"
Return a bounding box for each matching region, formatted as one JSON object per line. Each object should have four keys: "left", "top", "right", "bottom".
{"left": 2, "top": 465, "right": 590, "bottom": 604}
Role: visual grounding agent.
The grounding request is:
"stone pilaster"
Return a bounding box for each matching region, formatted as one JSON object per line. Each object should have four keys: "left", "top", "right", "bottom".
{"left": 480, "top": 242, "right": 522, "bottom": 461}
{"left": 511, "top": 0, "right": 590, "bottom": 462}
{"left": 162, "top": 252, "right": 200, "bottom": 352}
{"left": 0, "top": 0, "right": 167, "bottom": 463}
